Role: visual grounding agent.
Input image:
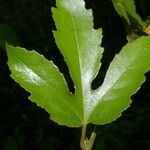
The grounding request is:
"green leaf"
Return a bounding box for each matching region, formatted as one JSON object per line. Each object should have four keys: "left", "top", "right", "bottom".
{"left": 51, "top": 0, "right": 103, "bottom": 123}
{"left": 6, "top": 0, "right": 150, "bottom": 127}
{"left": 88, "top": 36, "right": 150, "bottom": 124}
{"left": 7, "top": 45, "right": 82, "bottom": 127}
{"left": 112, "top": 0, "right": 146, "bottom": 30}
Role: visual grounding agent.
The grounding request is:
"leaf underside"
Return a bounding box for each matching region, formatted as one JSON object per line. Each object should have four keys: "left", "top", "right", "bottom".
{"left": 7, "top": 0, "right": 150, "bottom": 127}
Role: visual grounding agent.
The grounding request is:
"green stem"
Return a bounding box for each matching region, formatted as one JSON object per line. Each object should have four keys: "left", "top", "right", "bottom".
{"left": 80, "top": 124, "right": 87, "bottom": 150}
{"left": 87, "top": 131, "right": 96, "bottom": 150}
{"left": 80, "top": 124, "right": 96, "bottom": 150}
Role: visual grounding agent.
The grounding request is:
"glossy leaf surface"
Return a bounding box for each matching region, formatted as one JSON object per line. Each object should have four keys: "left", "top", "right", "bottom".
{"left": 7, "top": 0, "right": 150, "bottom": 127}
{"left": 88, "top": 36, "right": 150, "bottom": 124}
{"left": 7, "top": 45, "right": 82, "bottom": 127}
{"left": 112, "top": 0, "right": 146, "bottom": 29}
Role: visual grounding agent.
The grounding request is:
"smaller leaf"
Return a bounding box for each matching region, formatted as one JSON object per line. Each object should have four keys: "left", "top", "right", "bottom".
{"left": 112, "top": 0, "right": 146, "bottom": 30}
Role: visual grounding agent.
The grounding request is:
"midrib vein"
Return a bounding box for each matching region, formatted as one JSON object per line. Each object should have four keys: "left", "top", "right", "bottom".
{"left": 70, "top": 12, "right": 83, "bottom": 90}
{"left": 70, "top": 8, "right": 85, "bottom": 121}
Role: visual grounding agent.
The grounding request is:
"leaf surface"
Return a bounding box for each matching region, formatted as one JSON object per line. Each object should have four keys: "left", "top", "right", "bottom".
{"left": 7, "top": 45, "right": 82, "bottom": 127}
{"left": 6, "top": 0, "right": 150, "bottom": 127}
{"left": 52, "top": 0, "right": 103, "bottom": 123}
{"left": 88, "top": 36, "right": 150, "bottom": 124}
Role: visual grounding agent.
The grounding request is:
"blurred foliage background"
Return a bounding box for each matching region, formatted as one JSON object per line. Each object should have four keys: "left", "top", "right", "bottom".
{"left": 0, "top": 0, "right": 150, "bottom": 149}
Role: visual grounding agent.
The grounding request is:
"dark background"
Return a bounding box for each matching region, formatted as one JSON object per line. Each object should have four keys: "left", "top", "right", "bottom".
{"left": 0, "top": 0, "right": 150, "bottom": 149}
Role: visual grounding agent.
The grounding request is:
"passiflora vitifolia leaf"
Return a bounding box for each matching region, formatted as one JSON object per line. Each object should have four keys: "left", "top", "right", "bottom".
{"left": 6, "top": 0, "right": 150, "bottom": 127}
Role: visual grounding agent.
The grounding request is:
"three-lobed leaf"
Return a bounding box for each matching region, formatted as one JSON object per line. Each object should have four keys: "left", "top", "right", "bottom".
{"left": 6, "top": 0, "right": 150, "bottom": 127}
